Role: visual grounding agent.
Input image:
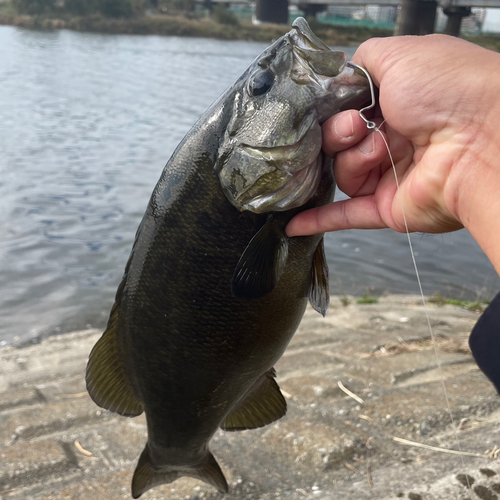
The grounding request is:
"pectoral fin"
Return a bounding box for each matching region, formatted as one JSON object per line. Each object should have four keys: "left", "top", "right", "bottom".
{"left": 85, "top": 301, "right": 143, "bottom": 417}
{"left": 469, "top": 291, "right": 500, "bottom": 394}
{"left": 231, "top": 215, "right": 289, "bottom": 299}
{"left": 308, "top": 238, "right": 330, "bottom": 317}
{"left": 221, "top": 368, "right": 287, "bottom": 431}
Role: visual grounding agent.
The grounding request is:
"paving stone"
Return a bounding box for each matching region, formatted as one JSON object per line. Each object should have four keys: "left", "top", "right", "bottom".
{"left": 280, "top": 376, "right": 346, "bottom": 404}
{"left": 257, "top": 418, "right": 365, "bottom": 471}
{"left": 343, "top": 351, "right": 473, "bottom": 389}
{"left": 37, "top": 467, "right": 230, "bottom": 500}
{"left": 37, "top": 376, "right": 88, "bottom": 403}
{"left": 0, "top": 388, "right": 45, "bottom": 412}
{"left": 0, "top": 296, "right": 498, "bottom": 500}
{"left": 0, "top": 440, "right": 74, "bottom": 491}
{"left": 0, "top": 330, "right": 101, "bottom": 388}
{"left": 1, "top": 397, "right": 114, "bottom": 445}
{"left": 276, "top": 350, "right": 342, "bottom": 376}
{"left": 80, "top": 418, "right": 147, "bottom": 466}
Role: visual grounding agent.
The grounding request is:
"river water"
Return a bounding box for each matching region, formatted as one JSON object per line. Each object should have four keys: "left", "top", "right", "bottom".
{"left": 0, "top": 26, "right": 498, "bottom": 345}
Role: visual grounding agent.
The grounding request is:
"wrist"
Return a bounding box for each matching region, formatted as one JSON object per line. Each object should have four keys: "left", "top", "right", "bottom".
{"left": 453, "top": 103, "right": 500, "bottom": 275}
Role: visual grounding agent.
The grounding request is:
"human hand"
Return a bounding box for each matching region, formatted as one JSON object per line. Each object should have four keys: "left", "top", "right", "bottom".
{"left": 287, "top": 35, "right": 500, "bottom": 267}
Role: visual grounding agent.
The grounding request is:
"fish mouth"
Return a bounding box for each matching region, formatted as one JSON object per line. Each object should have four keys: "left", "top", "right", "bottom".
{"left": 239, "top": 113, "right": 320, "bottom": 174}
{"left": 238, "top": 154, "right": 323, "bottom": 214}
{"left": 233, "top": 115, "right": 323, "bottom": 213}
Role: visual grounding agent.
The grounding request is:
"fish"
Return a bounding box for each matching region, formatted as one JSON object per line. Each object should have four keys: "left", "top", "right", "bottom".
{"left": 85, "top": 17, "right": 370, "bottom": 498}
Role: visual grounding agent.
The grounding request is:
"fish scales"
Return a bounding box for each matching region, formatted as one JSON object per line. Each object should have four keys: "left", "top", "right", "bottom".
{"left": 86, "top": 18, "right": 370, "bottom": 498}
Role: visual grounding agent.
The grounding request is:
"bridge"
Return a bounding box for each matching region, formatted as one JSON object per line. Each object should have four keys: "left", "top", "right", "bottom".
{"left": 210, "top": 0, "right": 500, "bottom": 37}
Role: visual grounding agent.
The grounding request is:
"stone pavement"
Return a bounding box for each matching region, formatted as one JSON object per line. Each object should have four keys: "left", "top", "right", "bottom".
{"left": 1, "top": 295, "right": 500, "bottom": 500}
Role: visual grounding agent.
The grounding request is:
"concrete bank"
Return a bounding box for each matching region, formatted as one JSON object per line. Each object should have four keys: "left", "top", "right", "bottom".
{"left": 1, "top": 295, "right": 500, "bottom": 500}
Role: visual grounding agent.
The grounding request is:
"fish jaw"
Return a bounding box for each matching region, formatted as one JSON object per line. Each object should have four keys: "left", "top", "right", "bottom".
{"left": 238, "top": 154, "right": 324, "bottom": 214}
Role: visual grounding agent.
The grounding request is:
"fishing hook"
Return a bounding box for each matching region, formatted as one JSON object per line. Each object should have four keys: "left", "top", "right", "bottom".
{"left": 347, "top": 62, "right": 377, "bottom": 130}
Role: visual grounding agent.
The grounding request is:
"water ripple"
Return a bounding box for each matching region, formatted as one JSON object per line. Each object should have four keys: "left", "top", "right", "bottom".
{"left": 0, "top": 26, "right": 497, "bottom": 344}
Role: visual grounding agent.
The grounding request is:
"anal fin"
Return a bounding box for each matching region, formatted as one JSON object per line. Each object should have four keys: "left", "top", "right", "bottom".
{"left": 85, "top": 302, "right": 143, "bottom": 417}
{"left": 308, "top": 238, "right": 330, "bottom": 317}
{"left": 221, "top": 368, "right": 287, "bottom": 431}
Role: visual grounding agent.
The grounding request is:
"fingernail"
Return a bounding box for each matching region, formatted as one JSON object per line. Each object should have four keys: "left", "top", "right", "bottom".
{"left": 359, "top": 133, "right": 375, "bottom": 154}
{"left": 334, "top": 111, "right": 354, "bottom": 139}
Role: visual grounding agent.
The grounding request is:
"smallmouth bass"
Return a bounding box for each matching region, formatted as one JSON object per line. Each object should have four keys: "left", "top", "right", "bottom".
{"left": 86, "top": 18, "right": 370, "bottom": 498}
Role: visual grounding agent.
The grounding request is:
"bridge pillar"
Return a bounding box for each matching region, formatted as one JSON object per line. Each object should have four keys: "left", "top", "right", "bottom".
{"left": 255, "top": 0, "right": 289, "bottom": 24}
{"left": 443, "top": 5, "right": 471, "bottom": 36}
{"left": 394, "top": 0, "right": 437, "bottom": 35}
{"left": 298, "top": 3, "right": 327, "bottom": 20}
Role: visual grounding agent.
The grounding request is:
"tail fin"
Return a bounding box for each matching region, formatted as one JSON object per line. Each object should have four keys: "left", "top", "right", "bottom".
{"left": 131, "top": 445, "right": 228, "bottom": 498}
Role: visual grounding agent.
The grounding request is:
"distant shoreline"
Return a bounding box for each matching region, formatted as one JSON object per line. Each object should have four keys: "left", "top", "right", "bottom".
{"left": 1, "top": 13, "right": 499, "bottom": 50}
{"left": 0, "top": 13, "right": 392, "bottom": 45}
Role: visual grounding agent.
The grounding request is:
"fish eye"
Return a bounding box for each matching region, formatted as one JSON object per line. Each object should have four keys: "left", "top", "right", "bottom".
{"left": 248, "top": 70, "right": 274, "bottom": 97}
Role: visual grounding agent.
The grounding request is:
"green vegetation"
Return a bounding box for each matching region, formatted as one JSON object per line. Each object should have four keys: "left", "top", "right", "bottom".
{"left": 0, "top": 10, "right": 395, "bottom": 43}
{"left": 159, "top": 0, "right": 195, "bottom": 16}
{"left": 11, "top": 0, "right": 55, "bottom": 15}
{"left": 0, "top": 9, "right": 393, "bottom": 43}
{"left": 212, "top": 4, "right": 239, "bottom": 26}
{"left": 0, "top": 1, "right": 16, "bottom": 16}
{"left": 0, "top": 0, "right": 395, "bottom": 44}
{"left": 428, "top": 292, "right": 490, "bottom": 312}
{"left": 9, "top": 0, "right": 148, "bottom": 18}
{"left": 339, "top": 294, "right": 351, "bottom": 307}
{"left": 356, "top": 294, "right": 379, "bottom": 305}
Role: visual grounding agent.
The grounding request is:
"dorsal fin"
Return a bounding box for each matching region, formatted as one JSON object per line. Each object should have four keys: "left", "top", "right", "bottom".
{"left": 86, "top": 301, "right": 143, "bottom": 417}
{"left": 231, "top": 215, "right": 289, "bottom": 299}
{"left": 221, "top": 368, "right": 287, "bottom": 431}
{"left": 308, "top": 238, "right": 330, "bottom": 317}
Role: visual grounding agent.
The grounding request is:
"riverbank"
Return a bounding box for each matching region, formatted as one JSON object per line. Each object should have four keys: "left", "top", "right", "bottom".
{"left": 1, "top": 295, "right": 500, "bottom": 499}
{"left": 1, "top": 12, "right": 500, "bottom": 51}
{"left": 0, "top": 13, "right": 390, "bottom": 45}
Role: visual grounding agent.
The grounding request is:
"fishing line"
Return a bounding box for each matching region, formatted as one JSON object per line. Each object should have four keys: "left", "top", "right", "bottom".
{"left": 350, "top": 63, "right": 473, "bottom": 496}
